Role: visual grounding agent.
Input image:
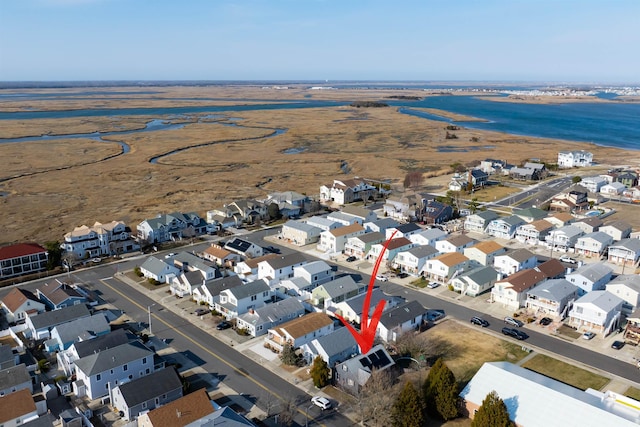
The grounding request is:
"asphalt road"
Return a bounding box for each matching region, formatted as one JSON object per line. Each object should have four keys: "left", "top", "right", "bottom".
{"left": 486, "top": 176, "right": 574, "bottom": 209}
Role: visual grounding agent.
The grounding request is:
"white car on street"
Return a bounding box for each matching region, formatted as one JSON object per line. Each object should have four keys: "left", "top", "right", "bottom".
{"left": 311, "top": 396, "right": 332, "bottom": 410}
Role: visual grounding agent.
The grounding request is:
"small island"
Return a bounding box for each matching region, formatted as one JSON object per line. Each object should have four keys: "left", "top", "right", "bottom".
{"left": 350, "top": 101, "right": 389, "bottom": 108}
{"left": 385, "top": 95, "right": 422, "bottom": 100}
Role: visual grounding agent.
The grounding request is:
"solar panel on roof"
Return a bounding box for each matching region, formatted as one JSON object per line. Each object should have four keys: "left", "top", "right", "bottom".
{"left": 360, "top": 357, "right": 372, "bottom": 369}
{"left": 373, "top": 349, "right": 391, "bottom": 368}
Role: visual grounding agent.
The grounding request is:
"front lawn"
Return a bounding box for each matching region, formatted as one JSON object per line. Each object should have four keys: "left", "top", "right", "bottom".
{"left": 521, "top": 354, "right": 610, "bottom": 391}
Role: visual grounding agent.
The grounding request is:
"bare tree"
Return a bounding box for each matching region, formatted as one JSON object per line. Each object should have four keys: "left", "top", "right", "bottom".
{"left": 275, "top": 395, "right": 298, "bottom": 427}
{"left": 357, "top": 369, "right": 397, "bottom": 427}
{"left": 403, "top": 171, "right": 423, "bottom": 189}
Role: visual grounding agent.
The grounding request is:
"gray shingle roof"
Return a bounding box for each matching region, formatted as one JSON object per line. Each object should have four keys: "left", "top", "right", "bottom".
{"left": 0, "top": 364, "right": 30, "bottom": 390}
{"left": 607, "top": 274, "right": 640, "bottom": 292}
{"left": 283, "top": 220, "right": 320, "bottom": 233}
{"left": 294, "top": 261, "right": 331, "bottom": 276}
{"left": 173, "top": 251, "right": 216, "bottom": 273}
{"left": 116, "top": 367, "right": 182, "bottom": 407}
{"left": 569, "top": 262, "right": 613, "bottom": 281}
{"left": 310, "top": 327, "right": 357, "bottom": 359}
{"left": 140, "top": 256, "right": 176, "bottom": 276}
{"left": 378, "top": 300, "right": 426, "bottom": 330}
{"left": 318, "top": 276, "right": 359, "bottom": 298}
{"left": 503, "top": 248, "right": 536, "bottom": 263}
{"left": 227, "top": 279, "right": 270, "bottom": 300}
{"left": 403, "top": 245, "right": 439, "bottom": 258}
{"left": 53, "top": 314, "right": 110, "bottom": 345}
{"left": 343, "top": 288, "right": 403, "bottom": 314}
{"left": 262, "top": 253, "right": 307, "bottom": 270}
{"left": 237, "top": 297, "right": 305, "bottom": 325}
{"left": 74, "top": 341, "right": 153, "bottom": 376}
{"left": 29, "top": 304, "right": 90, "bottom": 330}
{"left": 472, "top": 211, "right": 499, "bottom": 221}
{"left": 527, "top": 279, "right": 578, "bottom": 301}
{"left": 201, "top": 275, "right": 243, "bottom": 298}
{"left": 354, "top": 232, "right": 385, "bottom": 244}
{"left": 72, "top": 329, "right": 134, "bottom": 358}
{"left": 574, "top": 290, "right": 624, "bottom": 312}
{"left": 611, "top": 238, "right": 640, "bottom": 252}
{"left": 395, "top": 223, "right": 422, "bottom": 234}
{"left": 458, "top": 266, "right": 499, "bottom": 285}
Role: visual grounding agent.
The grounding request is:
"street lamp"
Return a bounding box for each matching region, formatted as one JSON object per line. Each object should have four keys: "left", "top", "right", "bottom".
{"left": 148, "top": 304, "right": 156, "bottom": 335}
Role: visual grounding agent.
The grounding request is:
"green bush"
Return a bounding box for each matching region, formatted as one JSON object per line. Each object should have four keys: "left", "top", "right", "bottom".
{"left": 134, "top": 266, "right": 143, "bottom": 277}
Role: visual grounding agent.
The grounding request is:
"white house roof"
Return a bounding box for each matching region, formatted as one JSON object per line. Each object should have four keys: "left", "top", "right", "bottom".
{"left": 552, "top": 224, "right": 584, "bottom": 238}
{"left": 140, "top": 256, "right": 176, "bottom": 276}
{"left": 611, "top": 238, "right": 640, "bottom": 253}
{"left": 294, "top": 260, "right": 331, "bottom": 276}
{"left": 607, "top": 274, "right": 640, "bottom": 292}
{"left": 568, "top": 262, "right": 613, "bottom": 282}
{"left": 402, "top": 245, "right": 439, "bottom": 259}
{"left": 304, "top": 216, "right": 340, "bottom": 229}
{"left": 574, "top": 290, "right": 624, "bottom": 313}
{"left": 460, "top": 362, "right": 638, "bottom": 427}
{"left": 283, "top": 220, "right": 320, "bottom": 233}
{"left": 578, "top": 231, "right": 613, "bottom": 245}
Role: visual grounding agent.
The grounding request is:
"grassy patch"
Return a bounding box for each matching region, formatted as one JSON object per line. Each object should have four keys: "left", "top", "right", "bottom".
{"left": 411, "top": 277, "right": 428, "bottom": 288}
{"left": 557, "top": 324, "right": 582, "bottom": 339}
{"left": 522, "top": 354, "right": 610, "bottom": 391}
{"left": 624, "top": 386, "right": 640, "bottom": 401}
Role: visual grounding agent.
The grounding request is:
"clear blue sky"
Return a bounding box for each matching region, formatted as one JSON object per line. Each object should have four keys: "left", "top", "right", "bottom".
{"left": 1, "top": 0, "right": 639, "bottom": 82}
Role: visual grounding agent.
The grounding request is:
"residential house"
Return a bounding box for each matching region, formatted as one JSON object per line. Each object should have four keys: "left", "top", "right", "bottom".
{"left": 340, "top": 205, "right": 378, "bottom": 224}
{"left": 367, "top": 237, "right": 415, "bottom": 264}
{"left": 205, "top": 209, "right": 240, "bottom": 230}
{"left": 382, "top": 194, "right": 427, "bottom": 222}
{"left": 344, "top": 232, "right": 385, "bottom": 260}
{"left": 408, "top": 228, "right": 448, "bottom": 247}
{"left": 61, "top": 220, "right": 139, "bottom": 259}
{"left": 74, "top": 341, "right": 155, "bottom": 400}
{"left": 419, "top": 200, "right": 454, "bottom": 225}
{"left": 136, "top": 212, "right": 206, "bottom": 244}
{"left": 320, "top": 178, "right": 377, "bottom": 205}
{"left": 424, "top": 252, "right": 470, "bottom": 284}
{"left": 265, "top": 312, "right": 334, "bottom": 352}
{"left": 331, "top": 288, "right": 404, "bottom": 324}
{"left": 451, "top": 266, "right": 500, "bottom": 297}
{"left": 212, "top": 279, "right": 272, "bottom": 320}
{"left": 574, "top": 232, "right": 613, "bottom": 258}
{"left": 137, "top": 388, "right": 215, "bottom": 427}
{"left": 509, "top": 163, "right": 545, "bottom": 180}
{"left": 545, "top": 212, "right": 575, "bottom": 228}
{"left": 535, "top": 258, "right": 566, "bottom": 280}
{"left": 193, "top": 407, "right": 257, "bottom": 427}
{"left": 568, "top": 291, "right": 624, "bottom": 334}
{"left": 224, "top": 238, "right": 264, "bottom": 258}
{"left": 226, "top": 199, "right": 269, "bottom": 224}
{"left": 566, "top": 262, "right": 613, "bottom": 296}
{"left": 0, "top": 345, "right": 15, "bottom": 370}
{"left": 235, "top": 297, "right": 306, "bottom": 337}
{"left": 57, "top": 329, "right": 133, "bottom": 376}
{"left": 47, "top": 313, "right": 110, "bottom": 352}
{"left": 0, "top": 364, "right": 32, "bottom": 396}
{"left": 326, "top": 211, "right": 360, "bottom": 227}
{"left": 304, "top": 216, "right": 341, "bottom": 232}
{"left": 111, "top": 367, "right": 183, "bottom": 421}
{"left": 37, "top": 279, "right": 87, "bottom": 310}
{"left": 376, "top": 300, "right": 426, "bottom": 343}
{"left": 199, "top": 244, "right": 240, "bottom": 267}
{"left": 435, "top": 234, "right": 477, "bottom": 254}
{"left": 623, "top": 186, "right": 640, "bottom": 200}
{"left": 385, "top": 223, "right": 423, "bottom": 240}
{"left": 491, "top": 268, "right": 548, "bottom": 310}
{"left": 317, "top": 223, "right": 365, "bottom": 253}
{"left": 550, "top": 190, "right": 589, "bottom": 213}
{"left": 515, "top": 219, "right": 555, "bottom": 245}
{"left": 608, "top": 239, "right": 640, "bottom": 266}
{"left": 280, "top": 220, "right": 322, "bottom": 246}
{"left": 460, "top": 362, "right": 638, "bottom": 427}
{"left": 624, "top": 308, "right": 640, "bottom": 345}
{"left": 572, "top": 217, "right": 603, "bottom": 234}
{"left": 606, "top": 275, "right": 640, "bottom": 315}
{"left": 25, "top": 304, "right": 91, "bottom": 340}
{"left": 0, "top": 388, "right": 38, "bottom": 427}
{"left": 486, "top": 215, "right": 525, "bottom": 239}
{"left": 464, "top": 241, "right": 507, "bottom": 267}
{"left": 599, "top": 220, "right": 632, "bottom": 241}
{"left": 293, "top": 261, "right": 334, "bottom": 287}
{"left": 479, "top": 158, "right": 509, "bottom": 175}
{"left": 545, "top": 225, "right": 584, "bottom": 251}
{"left": 464, "top": 211, "right": 499, "bottom": 233}
{"left": 192, "top": 275, "right": 243, "bottom": 306}
{"left": 1, "top": 288, "right": 46, "bottom": 324}
{"left": 581, "top": 176, "right": 608, "bottom": 193}
{"left": 0, "top": 243, "right": 48, "bottom": 281}
{"left": 513, "top": 207, "right": 548, "bottom": 223}
{"left": 558, "top": 150, "right": 593, "bottom": 167}
{"left": 169, "top": 252, "right": 220, "bottom": 285}
{"left": 311, "top": 275, "right": 363, "bottom": 308}
{"left": 334, "top": 345, "right": 395, "bottom": 395}
{"left": 139, "top": 256, "right": 180, "bottom": 284}
{"left": 393, "top": 245, "right": 439, "bottom": 276}
{"left": 493, "top": 249, "right": 537, "bottom": 276}
{"left": 525, "top": 279, "right": 579, "bottom": 318}
{"left": 170, "top": 270, "right": 214, "bottom": 298}
{"left": 363, "top": 218, "right": 400, "bottom": 234}
{"left": 263, "top": 190, "right": 309, "bottom": 217}
{"left": 616, "top": 171, "right": 639, "bottom": 188}
{"left": 257, "top": 253, "right": 307, "bottom": 285}
{"left": 601, "top": 182, "right": 626, "bottom": 195}
{"left": 301, "top": 327, "right": 359, "bottom": 367}
{"left": 233, "top": 253, "right": 277, "bottom": 282}
{"left": 469, "top": 169, "right": 489, "bottom": 188}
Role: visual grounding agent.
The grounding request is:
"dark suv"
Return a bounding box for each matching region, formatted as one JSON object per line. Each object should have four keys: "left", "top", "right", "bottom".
{"left": 502, "top": 327, "right": 528, "bottom": 340}
{"left": 470, "top": 317, "right": 490, "bottom": 327}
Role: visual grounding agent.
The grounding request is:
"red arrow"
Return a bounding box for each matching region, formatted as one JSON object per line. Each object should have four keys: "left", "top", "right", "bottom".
{"left": 337, "top": 230, "right": 398, "bottom": 354}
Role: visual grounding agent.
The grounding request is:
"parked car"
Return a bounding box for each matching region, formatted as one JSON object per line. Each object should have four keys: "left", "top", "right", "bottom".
{"left": 427, "top": 282, "right": 440, "bottom": 289}
{"left": 346, "top": 256, "right": 357, "bottom": 262}
{"left": 611, "top": 340, "right": 625, "bottom": 350}
{"left": 504, "top": 316, "right": 524, "bottom": 327}
{"left": 311, "top": 396, "right": 332, "bottom": 410}
{"left": 264, "top": 245, "right": 281, "bottom": 254}
{"left": 582, "top": 332, "right": 596, "bottom": 340}
{"left": 470, "top": 317, "right": 490, "bottom": 327}
{"left": 539, "top": 317, "right": 553, "bottom": 326}
{"left": 559, "top": 255, "right": 577, "bottom": 264}
{"left": 165, "top": 252, "right": 176, "bottom": 259}
{"left": 426, "top": 310, "right": 445, "bottom": 322}
{"left": 398, "top": 272, "right": 409, "bottom": 279}
{"left": 195, "top": 308, "right": 210, "bottom": 316}
{"left": 502, "top": 327, "right": 528, "bottom": 340}
{"left": 376, "top": 274, "right": 389, "bottom": 282}
{"left": 216, "top": 321, "right": 232, "bottom": 330}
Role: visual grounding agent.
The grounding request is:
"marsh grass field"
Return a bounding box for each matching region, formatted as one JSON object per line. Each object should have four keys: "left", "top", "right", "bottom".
{"left": 0, "top": 85, "right": 635, "bottom": 245}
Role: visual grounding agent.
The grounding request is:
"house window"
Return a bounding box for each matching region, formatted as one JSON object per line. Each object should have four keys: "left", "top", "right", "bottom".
{"left": 110, "top": 369, "right": 114, "bottom": 374}
{"left": 146, "top": 368, "right": 150, "bottom": 374}
{"left": 251, "top": 295, "right": 257, "bottom": 301}
{"left": 123, "top": 364, "right": 128, "bottom": 371}
{"left": 142, "top": 402, "right": 147, "bottom": 409}
{"left": 155, "top": 397, "right": 160, "bottom": 405}
{"left": 142, "top": 357, "right": 147, "bottom": 364}
{"left": 96, "top": 374, "right": 101, "bottom": 381}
